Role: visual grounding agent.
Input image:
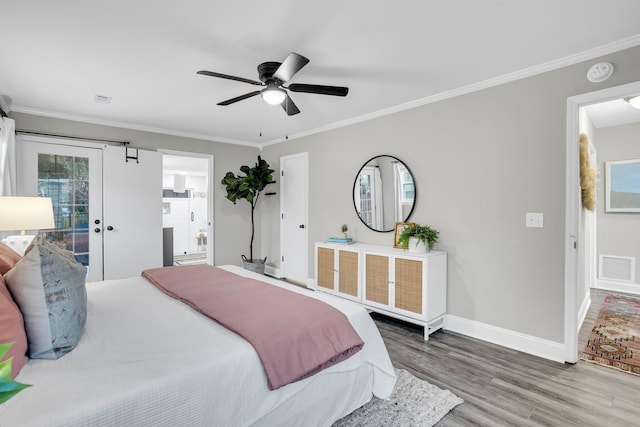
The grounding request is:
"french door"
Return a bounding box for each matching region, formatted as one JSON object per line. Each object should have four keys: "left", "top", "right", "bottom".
{"left": 19, "top": 141, "right": 104, "bottom": 282}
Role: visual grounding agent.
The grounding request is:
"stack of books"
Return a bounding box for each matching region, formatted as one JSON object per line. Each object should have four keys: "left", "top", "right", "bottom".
{"left": 325, "top": 237, "right": 355, "bottom": 244}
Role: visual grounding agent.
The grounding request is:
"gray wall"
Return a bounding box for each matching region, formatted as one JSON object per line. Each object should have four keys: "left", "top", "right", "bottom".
{"left": 595, "top": 122, "right": 640, "bottom": 286}
{"left": 10, "top": 112, "right": 260, "bottom": 267}
{"left": 262, "top": 45, "right": 640, "bottom": 343}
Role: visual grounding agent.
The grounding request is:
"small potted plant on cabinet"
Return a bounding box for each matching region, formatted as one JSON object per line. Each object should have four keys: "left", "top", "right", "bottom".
{"left": 221, "top": 155, "right": 274, "bottom": 274}
{"left": 397, "top": 223, "right": 439, "bottom": 253}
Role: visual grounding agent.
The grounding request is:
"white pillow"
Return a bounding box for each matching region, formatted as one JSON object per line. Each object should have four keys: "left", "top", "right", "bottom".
{"left": 4, "top": 236, "right": 87, "bottom": 359}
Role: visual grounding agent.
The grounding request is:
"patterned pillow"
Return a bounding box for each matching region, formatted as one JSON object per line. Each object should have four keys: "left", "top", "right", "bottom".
{"left": 4, "top": 236, "right": 87, "bottom": 360}
{"left": 0, "top": 273, "right": 28, "bottom": 378}
{"left": 0, "top": 242, "right": 22, "bottom": 275}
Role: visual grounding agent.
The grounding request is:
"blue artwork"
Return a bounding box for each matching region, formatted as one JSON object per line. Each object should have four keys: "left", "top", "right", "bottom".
{"left": 606, "top": 159, "right": 640, "bottom": 212}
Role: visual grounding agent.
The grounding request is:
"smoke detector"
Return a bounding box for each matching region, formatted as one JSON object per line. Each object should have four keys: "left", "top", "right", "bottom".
{"left": 587, "top": 62, "right": 614, "bottom": 83}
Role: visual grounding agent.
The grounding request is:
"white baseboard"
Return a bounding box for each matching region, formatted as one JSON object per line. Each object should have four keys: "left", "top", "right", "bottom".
{"left": 577, "top": 292, "right": 591, "bottom": 332}
{"left": 595, "top": 279, "right": 640, "bottom": 295}
{"left": 445, "top": 315, "right": 565, "bottom": 363}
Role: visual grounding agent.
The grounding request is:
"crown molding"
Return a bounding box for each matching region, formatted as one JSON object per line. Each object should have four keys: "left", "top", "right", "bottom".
{"left": 10, "top": 106, "right": 259, "bottom": 148}
{"left": 260, "top": 34, "right": 640, "bottom": 148}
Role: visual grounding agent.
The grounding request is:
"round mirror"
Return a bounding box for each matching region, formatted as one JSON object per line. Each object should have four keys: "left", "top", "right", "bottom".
{"left": 353, "top": 155, "right": 416, "bottom": 232}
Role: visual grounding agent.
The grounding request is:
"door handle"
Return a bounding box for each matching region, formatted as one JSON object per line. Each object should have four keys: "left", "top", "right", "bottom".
{"left": 191, "top": 212, "right": 194, "bottom": 221}
{"left": 299, "top": 224, "right": 305, "bottom": 229}
{"left": 107, "top": 225, "right": 114, "bottom": 231}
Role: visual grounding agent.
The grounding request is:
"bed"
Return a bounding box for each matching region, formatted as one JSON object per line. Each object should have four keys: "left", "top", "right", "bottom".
{"left": 0, "top": 265, "right": 396, "bottom": 427}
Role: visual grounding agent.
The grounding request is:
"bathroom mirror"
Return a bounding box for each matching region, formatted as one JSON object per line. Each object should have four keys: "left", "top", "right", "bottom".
{"left": 353, "top": 155, "right": 416, "bottom": 232}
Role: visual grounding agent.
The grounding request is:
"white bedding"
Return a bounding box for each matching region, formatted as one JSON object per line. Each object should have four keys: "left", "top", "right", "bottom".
{"left": 0, "top": 265, "right": 396, "bottom": 426}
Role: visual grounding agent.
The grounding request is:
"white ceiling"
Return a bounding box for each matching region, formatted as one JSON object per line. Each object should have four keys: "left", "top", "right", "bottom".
{"left": 163, "top": 155, "right": 208, "bottom": 176}
{"left": 583, "top": 98, "right": 640, "bottom": 129}
{"left": 2, "top": 1, "right": 640, "bottom": 147}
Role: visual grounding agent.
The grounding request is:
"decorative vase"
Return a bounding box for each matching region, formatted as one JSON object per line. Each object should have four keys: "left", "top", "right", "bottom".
{"left": 408, "top": 237, "right": 428, "bottom": 253}
{"left": 242, "top": 255, "right": 267, "bottom": 275}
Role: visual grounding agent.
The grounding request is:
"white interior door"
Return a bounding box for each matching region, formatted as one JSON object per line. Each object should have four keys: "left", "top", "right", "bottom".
{"left": 103, "top": 145, "right": 162, "bottom": 279}
{"left": 280, "top": 153, "right": 308, "bottom": 285}
{"left": 18, "top": 138, "right": 104, "bottom": 282}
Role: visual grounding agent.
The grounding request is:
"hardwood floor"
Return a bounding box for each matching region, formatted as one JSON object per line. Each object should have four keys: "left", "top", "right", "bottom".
{"left": 373, "top": 289, "right": 640, "bottom": 426}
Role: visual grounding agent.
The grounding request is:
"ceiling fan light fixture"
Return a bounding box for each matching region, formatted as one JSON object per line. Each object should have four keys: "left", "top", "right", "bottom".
{"left": 262, "top": 85, "right": 286, "bottom": 105}
{"left": 626, "top": 95, "right": 640, "bottom": 109}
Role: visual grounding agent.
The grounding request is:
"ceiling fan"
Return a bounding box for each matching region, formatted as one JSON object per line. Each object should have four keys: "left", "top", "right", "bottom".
{"left": 197, "top": 52, "right": 348, "bottom": 116}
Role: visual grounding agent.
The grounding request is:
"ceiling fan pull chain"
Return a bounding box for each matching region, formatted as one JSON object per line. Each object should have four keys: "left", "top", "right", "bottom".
{"left": 285, "top": 99, "right": 289, "bottom": 140}
{"left": 259, "top": 96, "right": 264, "bottom": 137}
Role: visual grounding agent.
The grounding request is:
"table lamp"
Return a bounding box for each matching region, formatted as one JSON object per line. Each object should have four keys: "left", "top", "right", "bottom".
{"left": 0, "top": 196, "right": 55, "bottom": 255}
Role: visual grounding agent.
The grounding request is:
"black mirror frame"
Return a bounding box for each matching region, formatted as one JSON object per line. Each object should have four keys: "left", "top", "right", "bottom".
{"left": 352, "top": 155, "right": 417, "bottom": 233}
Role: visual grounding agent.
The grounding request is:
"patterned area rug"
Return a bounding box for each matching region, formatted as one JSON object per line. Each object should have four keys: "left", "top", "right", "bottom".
{"left": 333, "top": 369, "right": 463, "bottom": 427}
{"left": 581, "top": 293, "right": 640, "bottom": 376}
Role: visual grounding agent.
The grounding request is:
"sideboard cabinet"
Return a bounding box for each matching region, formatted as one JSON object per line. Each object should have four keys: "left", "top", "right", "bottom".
{"left": 315, "top": 242, "right": 447, "bottom": 340}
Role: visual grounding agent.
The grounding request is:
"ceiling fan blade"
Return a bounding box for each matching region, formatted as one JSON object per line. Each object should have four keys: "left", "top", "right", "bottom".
{"left": 217, "top": 91, "right": 261, "bottom": 106}
{"left": 197, "top": 70, "right": 263, "bottom": 86}
{"left": 288, "top": 83, "right": 349, "bottom": 97}
{"left": 273, "top": 52, "right": 309, "bottom": 83}
{"left": 281, "top": 94, "right": 300, "bottom": 116}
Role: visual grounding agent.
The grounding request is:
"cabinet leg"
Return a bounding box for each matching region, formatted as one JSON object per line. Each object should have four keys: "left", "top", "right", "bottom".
{"left": 424, "top": 327, "right": 430, "bottom": 341}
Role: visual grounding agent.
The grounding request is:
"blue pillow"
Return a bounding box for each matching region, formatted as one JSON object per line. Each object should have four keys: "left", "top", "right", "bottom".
{"left": 5, "top": 236, "right": 87, "bottom": 359}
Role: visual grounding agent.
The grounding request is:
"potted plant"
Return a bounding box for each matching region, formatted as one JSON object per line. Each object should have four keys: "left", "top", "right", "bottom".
{"left": 221, "top": 155, "right": 274, "bottom": 274}
{"left": 0, "top": 343, "right": 31, "bottom": 403}
{"left": 397, "top": 223, "right": 439, "bottom": 253}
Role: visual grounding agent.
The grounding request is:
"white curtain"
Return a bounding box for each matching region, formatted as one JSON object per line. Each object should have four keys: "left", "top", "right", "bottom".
{"left": 373, "top": 167, "right": 384, "bottom": 230}
{"left": 393, "top": 162, "right": 403, "bottom": 223}
{"left": 0, "top": 117, "right": 17, "bottom": 196}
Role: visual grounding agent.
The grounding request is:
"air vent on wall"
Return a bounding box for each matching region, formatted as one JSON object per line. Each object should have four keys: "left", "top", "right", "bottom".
{"left": 599, "top": 255, "right": 635, "bottom": 283}
{"left": 94, "top": 94, "right": 111, "bottom": 104}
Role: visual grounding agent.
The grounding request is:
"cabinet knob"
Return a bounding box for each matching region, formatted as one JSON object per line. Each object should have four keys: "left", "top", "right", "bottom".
{"left": 107, "top": 225, "right": 114, "bottom": 231}
{"left": 94, "top": 228, "right": 101, "bottom": 233}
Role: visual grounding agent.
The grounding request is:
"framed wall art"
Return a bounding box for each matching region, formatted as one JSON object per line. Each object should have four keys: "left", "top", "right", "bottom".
{"left": 393, "top": 222, "right": 415, "bottom": 248}
{"left": 605, "top": 158, "right": 640, "bottom": 213}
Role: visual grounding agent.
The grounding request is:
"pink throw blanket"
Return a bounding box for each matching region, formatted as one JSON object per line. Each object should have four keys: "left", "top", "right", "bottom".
{"left": 142, "top": 265, "right": 364, "bottom": 390}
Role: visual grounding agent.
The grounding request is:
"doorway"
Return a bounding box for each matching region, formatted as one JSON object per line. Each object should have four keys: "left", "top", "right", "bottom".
{"left": 565, "top": 80, "right": 640, "bottom": 363}
{"left": 280, "top": 152, "right": 308, "bottom": 285}
{"left": 160, "top": 150, "right": 214, "bottom": 266}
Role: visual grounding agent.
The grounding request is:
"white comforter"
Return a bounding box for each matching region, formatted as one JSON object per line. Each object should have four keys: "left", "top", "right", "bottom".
{"left": 0, "top": 265, "right": 396, "bottom": 426}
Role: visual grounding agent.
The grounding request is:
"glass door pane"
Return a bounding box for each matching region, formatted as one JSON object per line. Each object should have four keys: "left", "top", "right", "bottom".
{"left": 37, "top": 154, "right": 90, "bottom": 268}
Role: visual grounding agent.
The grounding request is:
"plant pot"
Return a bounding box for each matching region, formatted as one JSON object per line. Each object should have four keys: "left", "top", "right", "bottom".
{"left": 242, "top": 255, "right": 267, "bottom": 275}
{"left": 408, "top": 237, "right": 428, "bottom": 253}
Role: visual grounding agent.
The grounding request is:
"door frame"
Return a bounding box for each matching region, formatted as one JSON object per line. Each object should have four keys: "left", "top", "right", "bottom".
{"left": 564, "top": 80, "right": 640, "bottom": 363}
{"left": 158, "top": 149, "right": 215, "bottom": 265}
{"left": 279, "top": 152, "right": 309, "bottom": 284}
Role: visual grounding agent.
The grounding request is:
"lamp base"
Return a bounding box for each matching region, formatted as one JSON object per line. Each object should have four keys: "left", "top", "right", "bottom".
{"left": 2, "top": 235, "right": 36, "bottom": 256}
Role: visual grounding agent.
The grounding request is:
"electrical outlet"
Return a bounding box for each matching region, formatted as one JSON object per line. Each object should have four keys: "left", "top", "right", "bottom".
{"left": 526, "top": 212, "right": 543, "bottom": 228}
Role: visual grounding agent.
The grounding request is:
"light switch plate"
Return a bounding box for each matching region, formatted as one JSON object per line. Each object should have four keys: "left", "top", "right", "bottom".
{"left": 526, "top": 212, "right": 544, "bottom": 228}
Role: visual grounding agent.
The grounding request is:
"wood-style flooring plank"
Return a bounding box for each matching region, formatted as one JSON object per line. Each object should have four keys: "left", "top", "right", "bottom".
{"left": 373, "top": 289, "right": 640, "bottom": 426}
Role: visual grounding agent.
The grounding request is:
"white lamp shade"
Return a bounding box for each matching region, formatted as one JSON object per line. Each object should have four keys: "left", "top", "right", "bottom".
{"left": 0, "top": 196, "right": 55, "bottom": 232}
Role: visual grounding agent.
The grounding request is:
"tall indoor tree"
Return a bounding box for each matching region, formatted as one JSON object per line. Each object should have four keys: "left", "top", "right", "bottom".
{"left": 221, "top": 155, "right": 274, "bottom": 272}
